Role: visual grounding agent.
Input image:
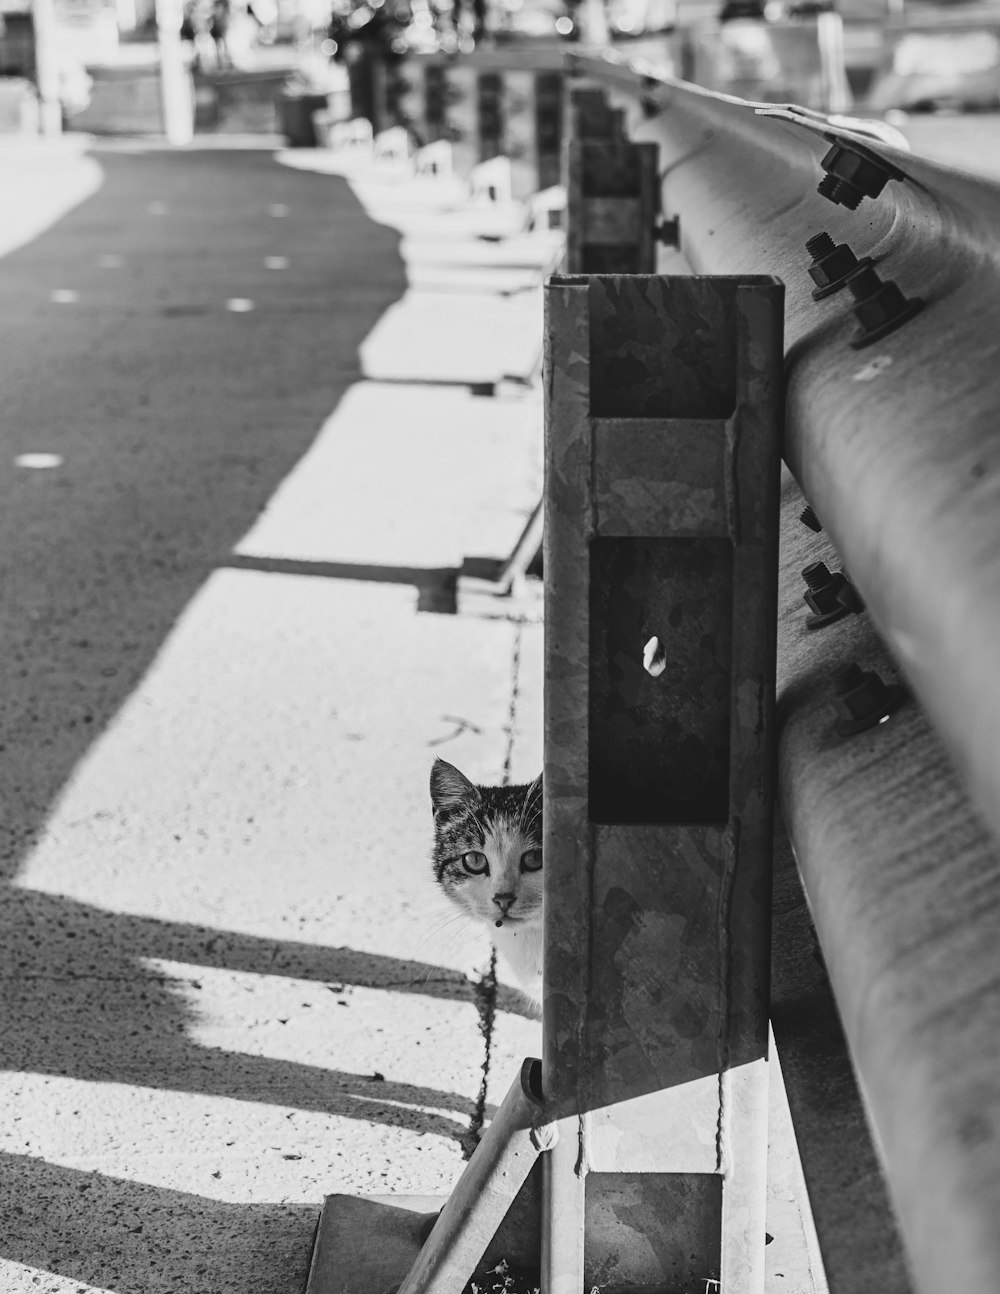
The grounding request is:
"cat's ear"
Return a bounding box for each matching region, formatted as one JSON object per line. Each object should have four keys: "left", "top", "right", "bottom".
{"left": 527, "top": 772, "right": 542, "bottom": 805}
{"left": 430, "top": 758, "right": 481, "bottom": 812}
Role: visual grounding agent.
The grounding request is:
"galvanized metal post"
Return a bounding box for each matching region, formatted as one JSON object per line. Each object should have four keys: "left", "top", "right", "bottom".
{"left": 534, "top": 71, "right": 563, "bottom": 191}
{"left": 564, "top": 89, "right": 658, "bottom": 274}
{"left": 542, "top": 273, "right": 784, "bottom": 1294}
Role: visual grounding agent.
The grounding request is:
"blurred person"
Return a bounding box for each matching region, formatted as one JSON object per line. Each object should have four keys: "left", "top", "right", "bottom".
{"left": 211, "top": 0, "right": 233, "bottom": 66}
{"left": 247, "top": 0, "right": 278, "bottom": 42}
{"left": 183, "top": 0, "right": 219, "bottom": 69}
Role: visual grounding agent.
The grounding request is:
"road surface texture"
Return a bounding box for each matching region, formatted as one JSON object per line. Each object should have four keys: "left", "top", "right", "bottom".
{"left": 0, "top": 137, "right": 822, "bottom": 1294}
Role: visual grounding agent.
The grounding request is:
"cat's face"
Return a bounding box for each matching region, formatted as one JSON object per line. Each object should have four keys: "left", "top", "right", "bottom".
{"left": 430, "top": 758, "right": 543, "bottom": 931}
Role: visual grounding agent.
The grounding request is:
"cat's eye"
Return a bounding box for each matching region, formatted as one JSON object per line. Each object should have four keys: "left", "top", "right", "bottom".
{"left": 462, "top": 851, "right": 489, "bottom": 875}
{"left": 521, "top": 849, "right": 542, "bottom": 872}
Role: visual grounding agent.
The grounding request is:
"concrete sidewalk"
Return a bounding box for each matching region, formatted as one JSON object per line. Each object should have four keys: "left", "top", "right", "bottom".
{"left": 0, "top": 139, "right": 821, "bottom": 1294}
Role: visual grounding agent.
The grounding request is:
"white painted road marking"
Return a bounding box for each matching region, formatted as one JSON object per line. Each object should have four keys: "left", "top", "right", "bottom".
{"left": 15, "top": 452, "right": 63, "bottom": 469}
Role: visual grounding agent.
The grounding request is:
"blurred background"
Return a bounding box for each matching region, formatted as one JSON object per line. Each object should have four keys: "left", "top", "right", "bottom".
{"left": 1, "top": 0, "right": 998, "bottom": 159}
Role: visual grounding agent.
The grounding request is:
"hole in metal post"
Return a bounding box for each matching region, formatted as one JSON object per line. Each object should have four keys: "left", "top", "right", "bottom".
{"left": 589, "top": 537, "right": 732, "bottom": 825}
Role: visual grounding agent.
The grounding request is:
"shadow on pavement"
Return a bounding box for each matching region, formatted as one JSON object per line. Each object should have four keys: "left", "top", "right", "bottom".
{"left": 1, "top": 886, "right": 511, "bottom": 1137}
{"left": 0, "top": 145, "right": 406, "bottom": 889}
{"left": 0, "top": 145, "right": 516, "bottom": 1286}
{"left": 223, "top": 552, "right": 461, "bottom": 612}
{"left": 0, "top": 1152, "right": 319, "bottom": 1294}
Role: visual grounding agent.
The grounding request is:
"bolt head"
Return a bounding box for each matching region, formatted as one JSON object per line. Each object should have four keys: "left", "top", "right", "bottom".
{"left": 808, "top": 242, "right": 854, "bottom": 284}
{"left": 839, "top": 673, "right": 889, "bottom": 719}
{"left": 835, "top": 580, "right": 865, "bottom": 615}
{"left": 850, "top": 295, "right": 924, "bottom": 349}
{"left": 852, "top": 278, "right": 907, "bottom": 328}
{"left": 803, "top": 564, "right": 849, "bottom": 622}
{"left": 821, "top": 144, "right": 892, "bottom": 200}
{"left": 810, "top": 251, "right": 873, "bottom": 300}
{"left": 833, "top": 670, "right": 907, "bottom": 735}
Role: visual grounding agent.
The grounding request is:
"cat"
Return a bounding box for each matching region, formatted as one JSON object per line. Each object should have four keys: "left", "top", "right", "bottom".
{"left": 429, "top": 757, "right": 543, "bottom": 1011}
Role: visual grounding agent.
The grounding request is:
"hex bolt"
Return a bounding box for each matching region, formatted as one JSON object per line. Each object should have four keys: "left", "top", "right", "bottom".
{"left": 845, "top": 264, "right": 924, "bottom": 349}
{"left": 654, "top": 216, "right": 680, "bottom": 247}
{"left": 831, "top": 662, "right": 907, "bottom": 735}
{"left": 803, "top": 561, "right": 833, "bottom": 593}
{"left": 801, "top": 561, "right": 862, "bottom": 628}
{"left": 799, "top": 504, "right": 823, "bottom": 532}
{"left": 816, "top": 139, "right": 906, "bottom": 210}
{"left": 835, "top": 577, "right": 865, "bottom": 615}
{"left": 805, "top": 231, "right": 872, "bottom": 300}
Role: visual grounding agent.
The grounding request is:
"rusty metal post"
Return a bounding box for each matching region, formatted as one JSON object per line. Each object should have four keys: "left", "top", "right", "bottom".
{"left": 564, "top": 89, "right": 658, "bottom": 274}
{"left": 542, "top": 273, "right": 784, "bottom": 1293}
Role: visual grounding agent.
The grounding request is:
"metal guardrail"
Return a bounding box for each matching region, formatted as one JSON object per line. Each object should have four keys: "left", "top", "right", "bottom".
{"left": 568, "top": 49, "right": 1000, "bottom": 1294}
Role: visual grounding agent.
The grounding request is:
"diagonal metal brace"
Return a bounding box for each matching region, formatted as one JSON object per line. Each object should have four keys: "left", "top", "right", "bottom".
{"left": 396, "top": 1058, "right": 547, "bottom": 1294}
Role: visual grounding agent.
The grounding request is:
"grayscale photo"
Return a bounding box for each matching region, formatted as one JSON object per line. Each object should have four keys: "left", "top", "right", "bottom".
{"left": 0, "top": 0, "right": 997, "bottom": 1290}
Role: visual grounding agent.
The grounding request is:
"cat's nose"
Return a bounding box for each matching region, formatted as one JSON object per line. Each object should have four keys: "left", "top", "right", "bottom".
{"left": 492, "top": 892, "right": 516, "bottom": 915}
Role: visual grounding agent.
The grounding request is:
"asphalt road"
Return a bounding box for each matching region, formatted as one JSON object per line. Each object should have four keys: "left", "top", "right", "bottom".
{"left": 0, "top": 143, "right": 407, "bottom": 873}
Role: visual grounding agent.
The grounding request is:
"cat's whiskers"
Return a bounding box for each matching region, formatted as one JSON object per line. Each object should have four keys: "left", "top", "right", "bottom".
{"left": 418, "top": 906, "right": 474, "bottom": 944}
{"left": 414, "top": 908, "right": 487, "bottom": 973}
{"left": 423, "top": 910, "right": 474, "bottom": 941}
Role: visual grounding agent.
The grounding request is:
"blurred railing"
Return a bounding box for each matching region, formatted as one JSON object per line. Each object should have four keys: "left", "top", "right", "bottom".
{"left": 567, "top": 50, "right": 1000, "bottom": 1294}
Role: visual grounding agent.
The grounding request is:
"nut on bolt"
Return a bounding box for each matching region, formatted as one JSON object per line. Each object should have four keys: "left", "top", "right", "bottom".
{"left": 817, "top": 138, "right": 906, "bottom": 210}
{"left": 802, "top": 561, "right": 864, "bottom": 628}
{"left": 832, "top": 662, "right": 906, "bottom": 735}
{"left": 846, "top": 265, "right": 923, "bottom": 349}
{"left": 654, "top": 216, "right": 680, "bottom": 247}
{"left": 805, "top": 232, "right": 872, "bottom": 300}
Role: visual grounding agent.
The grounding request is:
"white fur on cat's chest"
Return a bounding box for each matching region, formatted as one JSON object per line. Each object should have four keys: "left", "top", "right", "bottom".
{"left": 492, "top": 920, "right": 543, "bottom": 1008}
